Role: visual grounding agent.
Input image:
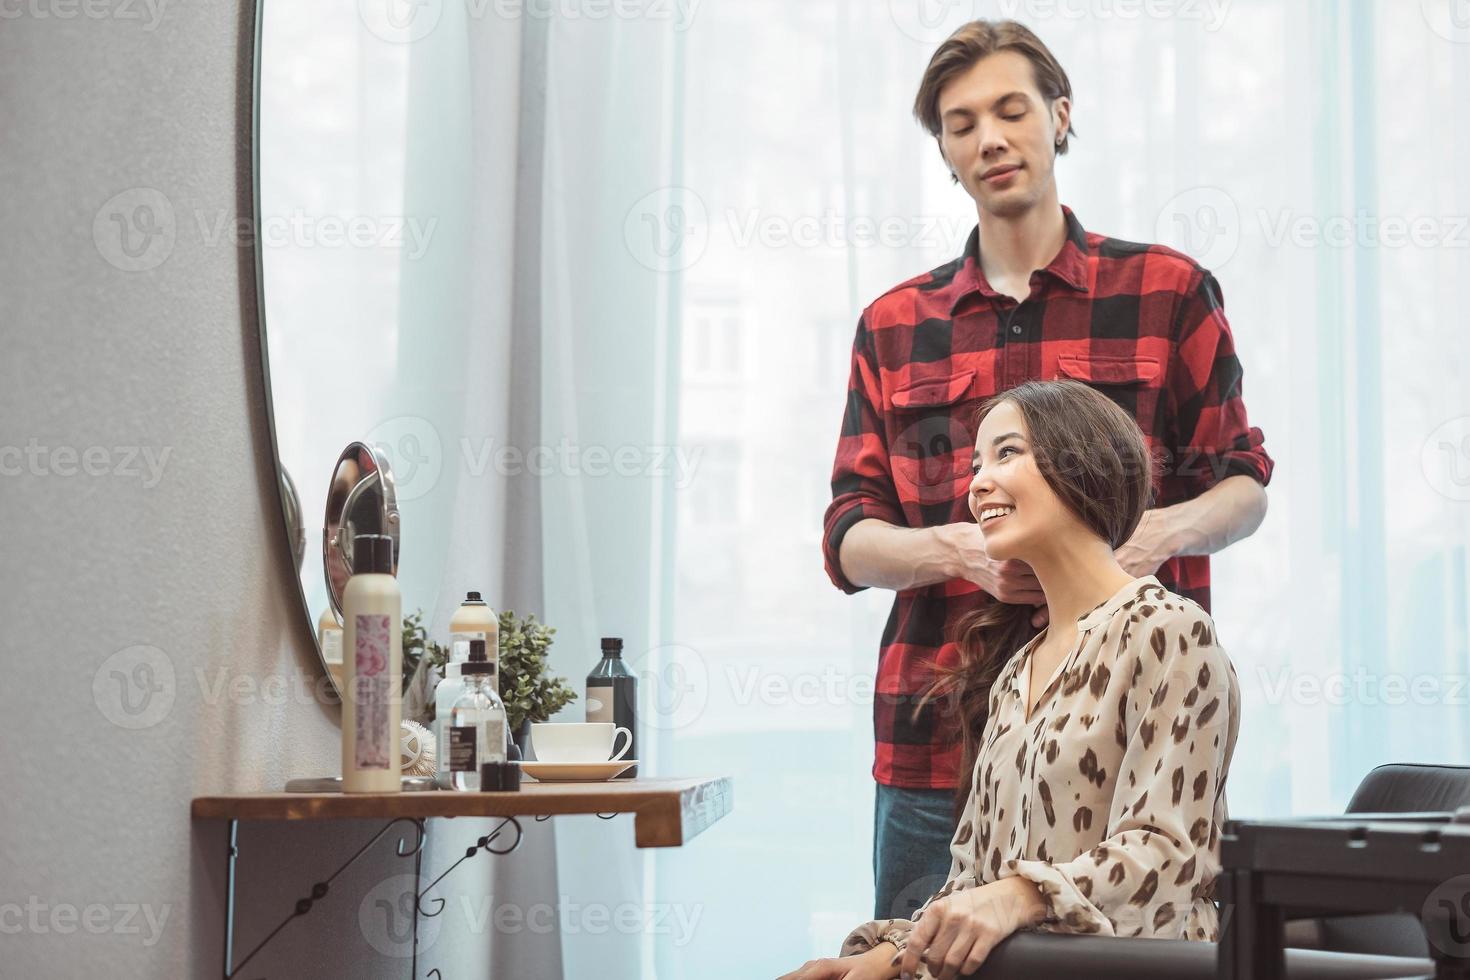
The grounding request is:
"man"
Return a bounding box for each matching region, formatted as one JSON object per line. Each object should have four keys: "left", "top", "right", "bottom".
{"left": 821, "top": 20, "right": 1274, "bottom": 921}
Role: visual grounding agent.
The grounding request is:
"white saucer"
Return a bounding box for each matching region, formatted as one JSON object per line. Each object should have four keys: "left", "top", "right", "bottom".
{"left": 520, "top": 759, "right": 637, "bottom": 782}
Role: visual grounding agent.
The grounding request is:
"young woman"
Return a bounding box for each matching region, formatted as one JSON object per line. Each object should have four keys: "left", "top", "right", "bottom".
{"left": 782, "top": 380, "right": 1240, "bottom": 980}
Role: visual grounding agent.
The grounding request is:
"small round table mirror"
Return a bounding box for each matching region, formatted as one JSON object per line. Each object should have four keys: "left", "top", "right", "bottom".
{"left": 319, "top": 442, "right": 400, "bottom": 696}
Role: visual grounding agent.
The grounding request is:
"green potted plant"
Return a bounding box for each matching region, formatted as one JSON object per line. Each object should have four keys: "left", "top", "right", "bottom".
{"left": 401, "top": 609, "right": 447, "bottom": 699}
{"left": 400, "top": 608, "right": 576, "bottom": 756}
{"left": 497, "top": 610, "right": 577, "bottom": 755}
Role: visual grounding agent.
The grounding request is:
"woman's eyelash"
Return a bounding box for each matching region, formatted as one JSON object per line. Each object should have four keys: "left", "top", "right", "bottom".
{"left": 971, "top": 446, "right": 1019, "bottom": 472}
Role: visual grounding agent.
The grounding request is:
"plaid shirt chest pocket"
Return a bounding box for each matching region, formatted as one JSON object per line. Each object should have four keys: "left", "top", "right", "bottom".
{"left": 886, "top": 369, "right": 981, "bottom": 510}
{"left": 1053, "top": 354, "right": 1166, "bottom": 440}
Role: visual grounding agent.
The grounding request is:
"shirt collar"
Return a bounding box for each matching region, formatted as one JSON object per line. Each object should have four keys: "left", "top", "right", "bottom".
{"left": 1076, "top": 575, "right": 1163, "bottom": 633}
{"left": 949, "top": 204, "right": 1092, "bottom": 312}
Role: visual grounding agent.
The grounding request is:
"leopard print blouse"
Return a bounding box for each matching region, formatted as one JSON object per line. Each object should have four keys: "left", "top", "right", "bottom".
{"left": 842, "top": 576, "right": 1240, "bottom": 968}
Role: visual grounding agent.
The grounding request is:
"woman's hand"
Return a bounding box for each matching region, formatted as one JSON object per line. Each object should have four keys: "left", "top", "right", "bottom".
{"left": 896, "top": 878, "right": 1045, "bottom": 980}
{"left": 777, "top": 942, "right": 898, "bottom": 980}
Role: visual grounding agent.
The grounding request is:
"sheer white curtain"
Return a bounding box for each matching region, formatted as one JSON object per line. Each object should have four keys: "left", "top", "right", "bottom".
{"left": 537, "top": 1, "right": 1470, "bottom": 976}
{"left": 533, "top": 8, "right": 684, "bottom": 979}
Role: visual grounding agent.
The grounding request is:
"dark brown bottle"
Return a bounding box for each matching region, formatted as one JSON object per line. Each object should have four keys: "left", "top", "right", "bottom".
{"left": 586, "top": 637, "right": 637, "bottom": 779}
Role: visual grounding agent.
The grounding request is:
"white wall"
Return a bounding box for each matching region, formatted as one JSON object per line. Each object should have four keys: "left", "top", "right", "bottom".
{"left": 0, "top": 3, "right": 532, "bottom": 977}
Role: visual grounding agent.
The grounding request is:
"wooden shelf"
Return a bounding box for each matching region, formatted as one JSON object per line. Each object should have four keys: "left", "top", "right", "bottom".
{"left": 192, "top": 776, "right": 732, "bottom": 848}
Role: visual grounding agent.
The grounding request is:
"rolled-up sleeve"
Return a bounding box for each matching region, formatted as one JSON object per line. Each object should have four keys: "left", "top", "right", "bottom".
{"left": 1004, "top": 608, "right": 1237, "bottom": 938}
{"left": 839, "top": 917, "right": 914, "bottom": 958}
{"left": 822, "top": 313, "right": 904, "bottom": 594}
{"left": 1165, "top": 271, "right": 1274, "bottom": 494}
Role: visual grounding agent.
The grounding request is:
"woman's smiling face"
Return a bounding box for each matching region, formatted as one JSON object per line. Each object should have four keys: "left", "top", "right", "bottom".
{"left": 968, "top": 398, "right": 1068, "bottom": 562}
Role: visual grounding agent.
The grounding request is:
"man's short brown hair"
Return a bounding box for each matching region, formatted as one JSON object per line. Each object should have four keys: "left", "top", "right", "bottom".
{"left": 913, "top": 20, "right": 1077, "bottom": 158}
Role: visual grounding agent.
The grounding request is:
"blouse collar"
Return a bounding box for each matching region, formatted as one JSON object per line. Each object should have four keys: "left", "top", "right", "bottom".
{"left": 1075, "top": 575, "right": 1162, "bottom": 633}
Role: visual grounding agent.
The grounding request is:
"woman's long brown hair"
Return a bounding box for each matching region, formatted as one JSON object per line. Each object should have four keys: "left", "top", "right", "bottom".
{"left": 920, "top": 380, "right": 1157, "bottom": 824}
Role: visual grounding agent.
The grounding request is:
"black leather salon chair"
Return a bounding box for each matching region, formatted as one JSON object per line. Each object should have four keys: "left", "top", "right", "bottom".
{"left": 1289, "top": 763, "right": 1470, "bottom": 958}
{"left": 971, "top": 931, "right": 1431, "bottom": 978}
{"left": 960, "top": 763, "right": 1470, "bottom": 979}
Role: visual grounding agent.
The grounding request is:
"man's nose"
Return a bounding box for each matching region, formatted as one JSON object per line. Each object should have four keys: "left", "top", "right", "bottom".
{"left": 977, "top": 120, "right": 1007, "bottom": 158}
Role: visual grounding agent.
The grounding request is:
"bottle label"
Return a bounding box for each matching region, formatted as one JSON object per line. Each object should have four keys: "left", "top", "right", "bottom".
{"left": 451, "top": 631, "right": 488, "bottom": 664}
{"left": 321, "top": 628, "right": 342, "bottom": 665}
{"left": 587, "top": 681, "right": 615, "bottom": 724}
{"left": 449, "top": 725, "right": 478, "bottom": 772}
{"left": 351, "top": 613, "right": 392, "bottom": 770}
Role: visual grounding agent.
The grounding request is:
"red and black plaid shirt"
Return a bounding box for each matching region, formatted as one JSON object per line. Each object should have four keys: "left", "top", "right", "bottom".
{"left": 823, "top": 205, "right": 1274, "bottom": 790}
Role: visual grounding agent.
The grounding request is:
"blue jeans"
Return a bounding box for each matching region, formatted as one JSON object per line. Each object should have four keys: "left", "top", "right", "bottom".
{"left": 873, "top": 783, "right": 956, "bottom": 920}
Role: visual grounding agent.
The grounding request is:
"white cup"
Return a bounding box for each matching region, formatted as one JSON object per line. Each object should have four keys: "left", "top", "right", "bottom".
{"left": 530, "top": 722, "right": 632, "bottom": 764}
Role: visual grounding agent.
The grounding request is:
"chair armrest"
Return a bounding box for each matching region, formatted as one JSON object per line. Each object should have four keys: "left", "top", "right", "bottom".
{"left": 961, "top": 932, "right": 1433, "bottom": 980}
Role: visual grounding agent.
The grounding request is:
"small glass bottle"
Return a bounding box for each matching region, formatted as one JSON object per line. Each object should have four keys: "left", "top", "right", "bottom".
{"left": 447, "top": 639, "right": 507, "bottom": 791}
{"left": 432, "top": 639, "right": 471, "bottom": 790}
